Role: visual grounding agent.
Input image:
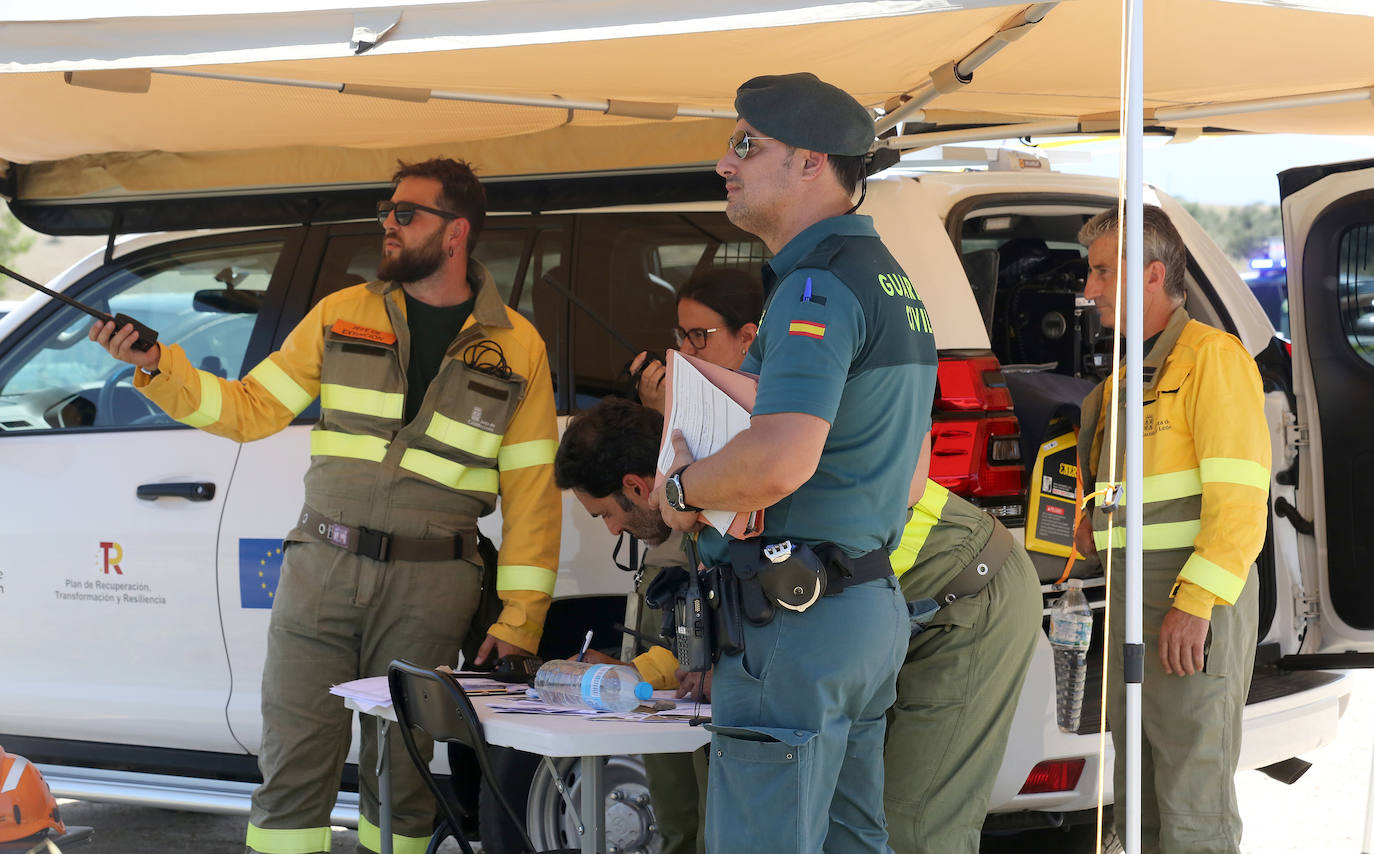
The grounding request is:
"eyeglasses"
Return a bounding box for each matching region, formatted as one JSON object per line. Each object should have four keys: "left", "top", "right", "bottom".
{"left": 673, "top": 325, "right": 721, "bottom": 349}
{"left": 728, "top": 131, "right": 776, "bottom": 159}
{"left": 376, "top": 200, "right": 461, "bottom": 227}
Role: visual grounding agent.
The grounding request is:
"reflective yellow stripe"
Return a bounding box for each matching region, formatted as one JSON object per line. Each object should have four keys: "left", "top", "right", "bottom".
{"left": 310, "top": 430, "right": 389, "bottom": 462}
{"left": 1140, "top": 469, "right": 1202, "bottom": 503}
{"left": 1200, "top": 457, "right": 1270, "bottom": 491}
{"left": 1093, "top": 520, "right": 1201, "bottom": 551}
{"left": 497, "top": 564, "right": 558, "bottom": 596}
{"left": 320, "top": 383, "right": 403, "bottom": 420}
{"left": 399, "top": 448, "right": 500, "bottom": 494}
{"left": 891, "top": 482, "right": 949, "bottom": 574}
{"left": 498, "top": 439, "right": 557, "bottom": 471}
{"left": 245, "top": 822, "right": 331, "bottom": 854}
{"left": 248, "top": 358, "right": 314, "bottom": 415}
{"left": 178, "top": 370, "right": 223, "bottom": 428}
{"left": 426, "top": 412, "right": 503, "bottom": 459}
{"left": 357, "top": 815, "right": 428, "bottom": 854}
{"left": 1178, "top": 553, "right": 1248, "bottom": 604}
{"left": 1093, "top": 526, "right": 1123, "bottom": 550}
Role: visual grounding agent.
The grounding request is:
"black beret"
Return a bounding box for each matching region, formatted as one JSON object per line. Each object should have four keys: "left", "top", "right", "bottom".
{"left": 734, "top": 72, "right": 873, "bottom": 157}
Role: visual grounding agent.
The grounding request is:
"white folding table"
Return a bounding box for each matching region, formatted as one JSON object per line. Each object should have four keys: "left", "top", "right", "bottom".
{"left": 344, "top": 692, "right": 711, "bottom": 854}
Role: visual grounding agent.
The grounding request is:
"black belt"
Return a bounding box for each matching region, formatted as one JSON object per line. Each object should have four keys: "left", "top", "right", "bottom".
{"left": 813, "top": 543, "right": 895, "bottom": 594}
{"left": 932, "top": 518, "right": 1013, "bottom": 605}
{"left": 298, "top": 505, "right": 475, "bottom": 562}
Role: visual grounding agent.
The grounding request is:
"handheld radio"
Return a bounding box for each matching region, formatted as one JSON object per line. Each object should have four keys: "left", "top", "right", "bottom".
{"left": 0, "top": 264, "right": 159, "bottom": 352}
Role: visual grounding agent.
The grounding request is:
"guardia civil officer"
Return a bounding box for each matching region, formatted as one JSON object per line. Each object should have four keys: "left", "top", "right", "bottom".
{"left": 655, "top": 74, "right": 938, "bottom": 853}
{"left": 1075, "top": 205, "right": 1269, "bottom": 852}
{"left": 886, "top": 475, "right": 1041, "bottom": 853}
{"left": 90, "top": 159, "right": 561, "bottom": 854}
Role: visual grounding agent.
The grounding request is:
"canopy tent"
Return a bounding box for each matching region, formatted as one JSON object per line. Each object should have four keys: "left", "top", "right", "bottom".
{"left": 2, "top": 0, "right": 1373, "bottom": 212}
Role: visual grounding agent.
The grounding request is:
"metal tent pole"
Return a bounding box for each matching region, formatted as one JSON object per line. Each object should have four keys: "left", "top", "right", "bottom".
{"left": 1123, "top": 0, "right": 1145, "bottom": 850}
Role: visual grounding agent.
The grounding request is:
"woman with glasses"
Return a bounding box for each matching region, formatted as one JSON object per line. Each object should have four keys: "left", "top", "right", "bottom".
{"left": 631, "top": 267, "right": 763, "bottom": 413}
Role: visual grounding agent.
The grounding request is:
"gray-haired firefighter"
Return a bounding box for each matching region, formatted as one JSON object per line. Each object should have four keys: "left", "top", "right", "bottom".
{"left": 91, "top": 158, "right": 561, "bottom": 854}
{"left": 1075, "top": 204, "right": 1269, "bottom": 853}
{"left": 885, "top": 477, "right": 1041, "bottom": 853}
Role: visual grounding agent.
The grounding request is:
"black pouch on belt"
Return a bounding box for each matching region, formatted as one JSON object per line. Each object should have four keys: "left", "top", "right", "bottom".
{"left": 730, "top": 539, "right": 827, "bottom": 614}
{"left": 702, "top": 566, "right": 747, "bottom": 658}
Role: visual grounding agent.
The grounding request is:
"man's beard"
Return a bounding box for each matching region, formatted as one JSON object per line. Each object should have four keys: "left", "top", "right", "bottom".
{"left": 616, "top": 494, "right": 672, "bottom": 546}
{"left": 378, "top": 228, "right": 445, "bottom": 283}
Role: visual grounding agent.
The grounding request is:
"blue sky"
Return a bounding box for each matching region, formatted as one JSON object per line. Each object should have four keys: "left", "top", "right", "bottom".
{"left": 1028, "top": 134, "right": 1374, "bottom": 206}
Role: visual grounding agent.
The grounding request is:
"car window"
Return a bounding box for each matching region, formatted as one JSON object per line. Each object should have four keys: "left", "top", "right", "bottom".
{"left": 0, "top": 240, "right": 281, "bottom": 432}
{"left": 569, "top": 213, "right": 769, "bottom": 407}
{"left": 1338, "top": 223, "right": 1374, "bottom": 366}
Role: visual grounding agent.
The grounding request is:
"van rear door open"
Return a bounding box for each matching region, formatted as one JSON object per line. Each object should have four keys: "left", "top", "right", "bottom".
{"left": 1282, "top": 159, "right": 1374, "bottom": 657}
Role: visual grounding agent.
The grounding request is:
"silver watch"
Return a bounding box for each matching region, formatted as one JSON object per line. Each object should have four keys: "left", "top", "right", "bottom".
{"left": 664, "top": 465, "right": 700, "bottom": 513}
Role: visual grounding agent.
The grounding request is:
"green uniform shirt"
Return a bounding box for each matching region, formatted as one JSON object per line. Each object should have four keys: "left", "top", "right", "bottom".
{"left": 699, "top": 215, "right": 938, "bottom": 564}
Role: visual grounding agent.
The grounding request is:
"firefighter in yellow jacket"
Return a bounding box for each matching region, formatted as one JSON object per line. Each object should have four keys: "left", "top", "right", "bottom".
{"left": 91, "top": 159, "right": 561, "bottom": 854}
{"left": 1075, "top": 205, "right": 1269, "bottom": 854}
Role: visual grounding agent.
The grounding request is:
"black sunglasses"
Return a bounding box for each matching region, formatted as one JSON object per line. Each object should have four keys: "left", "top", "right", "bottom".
{"left": 376, "top": 200, "right": 461, "bottom": 227}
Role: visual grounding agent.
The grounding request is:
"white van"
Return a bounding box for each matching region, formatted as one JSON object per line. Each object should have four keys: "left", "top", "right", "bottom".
{"left": 0, "top": 155, "right": 1369, "bottom": 852}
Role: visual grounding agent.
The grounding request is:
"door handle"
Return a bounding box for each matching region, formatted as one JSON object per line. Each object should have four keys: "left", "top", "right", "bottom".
{"left": 136, "top": 482, "right": 216, "bottom": 502}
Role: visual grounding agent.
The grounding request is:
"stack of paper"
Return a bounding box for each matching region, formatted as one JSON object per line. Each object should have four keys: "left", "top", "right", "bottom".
{"left": 657, "top": 351, "right": 762, "bottom": 537}
{"left": 329, "top": 674, "right": 525, "bottom": 715}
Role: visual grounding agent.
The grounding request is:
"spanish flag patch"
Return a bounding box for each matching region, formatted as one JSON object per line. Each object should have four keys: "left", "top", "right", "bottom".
{"left": 788, "top": 320, "right": 826, "bottom": 339}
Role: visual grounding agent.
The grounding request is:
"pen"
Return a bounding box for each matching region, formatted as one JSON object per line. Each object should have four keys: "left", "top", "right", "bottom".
{"left": 576, "top": 629, "right": 593, "bottom": 662}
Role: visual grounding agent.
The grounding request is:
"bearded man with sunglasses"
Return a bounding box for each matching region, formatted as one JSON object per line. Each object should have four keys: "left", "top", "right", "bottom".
{"left": 90, "top": 158, "right": 560, "bottom": 854}
{"left": 654, "top": 74, "right": 938, "bottom": 852}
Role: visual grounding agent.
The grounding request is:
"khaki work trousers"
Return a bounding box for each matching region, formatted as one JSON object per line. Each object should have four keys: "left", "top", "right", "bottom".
{"left": 883, "top": 544, "right": 1042, "bottom": 854}
{"left": 248, "top": 540, "right": 481, "bottom": 854}
{"left": 634, "top": 562, "right": 708, "bottom": 854}
{"left": 1106, "top": 554, "right": 1259, "bottom": 854}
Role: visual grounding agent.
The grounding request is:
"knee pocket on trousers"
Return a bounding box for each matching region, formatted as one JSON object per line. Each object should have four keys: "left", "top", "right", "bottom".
{"left": 705, "top": 725, "right": 818, "bottom": 851}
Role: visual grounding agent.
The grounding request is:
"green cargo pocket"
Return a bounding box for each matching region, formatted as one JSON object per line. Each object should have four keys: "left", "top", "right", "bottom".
{"left": 704, "top": 725, "right": 819, "bottom": 852}
{"left": 897, "top": 595, "right": 981, "bottom": 705}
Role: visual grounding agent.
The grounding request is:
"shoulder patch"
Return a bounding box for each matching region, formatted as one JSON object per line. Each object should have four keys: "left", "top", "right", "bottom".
{"left": 788, "top": 320, "right": 827, "bottom": 339}
{"left": 330, "top": 320, "right": 396, "bottom": 346}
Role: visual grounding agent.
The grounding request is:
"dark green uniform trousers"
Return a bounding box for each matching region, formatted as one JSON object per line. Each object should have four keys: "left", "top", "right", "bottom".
{"left": 1105, "top": 556, "right": 1258, "bottom": 854}
{"left": 247, "top": 541, "right": 481, "bottom": 854}
{"left": 884, "top": 542, "right": 1041, "bottom": 854}
{"left": 634, "top": 556, "right": 708, "bottom": 854}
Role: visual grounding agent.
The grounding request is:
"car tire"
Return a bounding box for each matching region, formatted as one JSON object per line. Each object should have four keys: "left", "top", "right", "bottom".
{"left": 481, "top": 747, "right": 662, "bottom": 854}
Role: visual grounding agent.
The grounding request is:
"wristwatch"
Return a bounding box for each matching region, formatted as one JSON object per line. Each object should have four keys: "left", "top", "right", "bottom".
{"left": 138, "top": 365, "right": 161, "bottom": 378}
{"left": 664, "top": 465, "right": 701, "bottom": 513}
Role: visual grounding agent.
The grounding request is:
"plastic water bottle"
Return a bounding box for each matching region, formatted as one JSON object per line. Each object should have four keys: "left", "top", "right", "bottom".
{"left": 533, "top": 660, "right": 653, "bottom": 713}
{"left": 1049, "top": 579, "right": 1093, "bottom": 733}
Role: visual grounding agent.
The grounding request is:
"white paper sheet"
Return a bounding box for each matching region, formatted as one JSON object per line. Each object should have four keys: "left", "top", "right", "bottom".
{"left": 657, "top": 352, "right": 753, "bottom": 535}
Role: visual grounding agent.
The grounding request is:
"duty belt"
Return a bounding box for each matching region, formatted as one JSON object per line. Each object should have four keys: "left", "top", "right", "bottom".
{"left": 932, "top": 517, "right": 1013, "bottom": 605}
{"left": 298, "top": 505, "right": 476, "bottom": 563}
{"left": 812, "top": 543, "right": 896, "bottom": 594}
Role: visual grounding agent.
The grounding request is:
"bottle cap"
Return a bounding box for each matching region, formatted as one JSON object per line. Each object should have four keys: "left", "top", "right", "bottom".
{"left": 1067, "top": 578, "right": 1083, "bottom": 589}
{"left": 634, "top": 681, "right": 653, "bottom": 701}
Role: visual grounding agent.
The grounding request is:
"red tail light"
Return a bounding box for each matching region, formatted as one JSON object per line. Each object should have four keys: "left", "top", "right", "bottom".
{"left": 935, "top": 355, "right": 1014, "bottom": 412}
{"left": 1019, "top": 758, "right": 1086, "bottom": 794}
{"left": 930, "top": 354, "right": 1024, "bottom": 521}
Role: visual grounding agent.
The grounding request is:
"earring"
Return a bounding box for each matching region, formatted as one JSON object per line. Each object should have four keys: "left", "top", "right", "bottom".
{"left": 448, "top": 247, "right": 454, "bottom": 258}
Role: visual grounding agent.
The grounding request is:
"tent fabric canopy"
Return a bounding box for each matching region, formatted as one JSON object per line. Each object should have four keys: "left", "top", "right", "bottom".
{"left": 2, "top": 0, "right": 1372, "bottom": 203}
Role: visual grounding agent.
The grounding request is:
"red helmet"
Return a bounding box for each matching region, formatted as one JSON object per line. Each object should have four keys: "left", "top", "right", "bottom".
{"left": 0, "top": 747, "right": 66, "bottom": 843}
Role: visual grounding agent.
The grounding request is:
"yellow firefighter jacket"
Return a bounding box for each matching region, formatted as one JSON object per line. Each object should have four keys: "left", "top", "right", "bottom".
{"left": 135, "top": 261, "right": 561, "bottom": 651}
{"left": 1078, "top": 307, "right": 1271, "bottom": 620}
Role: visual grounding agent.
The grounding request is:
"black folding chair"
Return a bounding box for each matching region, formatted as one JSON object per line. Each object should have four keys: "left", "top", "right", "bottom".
{"left": 387, "top": 659, "right": 579, "bottom": 854}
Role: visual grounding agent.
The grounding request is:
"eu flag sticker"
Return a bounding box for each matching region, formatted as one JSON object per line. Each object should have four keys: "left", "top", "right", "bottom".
{"left": 239, "top": 539, "right": 284, "bottom": 609}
